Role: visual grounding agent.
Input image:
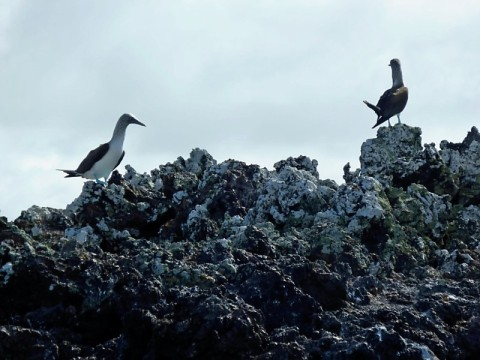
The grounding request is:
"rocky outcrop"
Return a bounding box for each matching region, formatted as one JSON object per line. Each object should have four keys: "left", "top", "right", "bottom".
{"left": 1, "top": 125, "right": 480, "bottom": 359}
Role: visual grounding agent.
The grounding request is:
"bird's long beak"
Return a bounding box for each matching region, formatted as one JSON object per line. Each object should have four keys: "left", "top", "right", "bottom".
{"left": 133, "top": 119, "right": 146, "bottom": 127}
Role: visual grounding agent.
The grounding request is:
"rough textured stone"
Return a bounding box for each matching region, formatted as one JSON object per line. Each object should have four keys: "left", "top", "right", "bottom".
{"left": 1, "top": 133, "right": 480, "bottom": 359}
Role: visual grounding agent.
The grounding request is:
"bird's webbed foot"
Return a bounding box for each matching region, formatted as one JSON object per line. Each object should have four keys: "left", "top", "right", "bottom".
{"left": 95, "top": 178, "right": 107, "bottom": 186}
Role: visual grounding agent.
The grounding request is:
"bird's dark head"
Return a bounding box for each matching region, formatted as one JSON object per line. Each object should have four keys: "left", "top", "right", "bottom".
{"left": 389, "top": 58, "right": 401, "bottom": 68}
{"left": 119, "top": 113, "right": 146, "bottom": 127}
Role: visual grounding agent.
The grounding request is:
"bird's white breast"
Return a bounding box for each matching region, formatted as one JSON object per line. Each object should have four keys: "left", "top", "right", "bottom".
{"left": 83, "top": 142, "right": 123, "bottom": 180}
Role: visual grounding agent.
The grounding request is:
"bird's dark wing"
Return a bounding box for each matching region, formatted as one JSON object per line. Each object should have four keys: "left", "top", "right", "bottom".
{"left": 75, "top": 143, "right": 110, "bottom": 174}
{"left": 377, "top": 86, "right": 408, "bottom": 119}
{"left": 114, "top": 151, "right": 125, "bottom": 170}
{"left": 392, "top": 86, "right": 408, "bottom": 113}
{"left": 377, "top": 86, "right": 408, "bottom": 114}
{"left": 372, "top": 86, "right": 409, "bottom": 128}
{"left": 376, "top": 88, "right": 395, "bottom": 110}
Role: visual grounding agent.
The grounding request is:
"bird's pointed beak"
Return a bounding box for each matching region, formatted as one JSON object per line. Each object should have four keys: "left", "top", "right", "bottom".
{"left": 133, "top": 119, "right": 146, "bottom": 127}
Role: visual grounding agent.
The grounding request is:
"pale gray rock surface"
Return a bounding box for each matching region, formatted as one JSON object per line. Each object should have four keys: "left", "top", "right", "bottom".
{"left": 1, "top": 131, "right": 480, "bottom": 359}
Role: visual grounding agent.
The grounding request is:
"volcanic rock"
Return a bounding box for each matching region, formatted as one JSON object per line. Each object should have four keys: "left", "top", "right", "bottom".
{"left": 1, "top": 125, "right": 480, "bottom": 359}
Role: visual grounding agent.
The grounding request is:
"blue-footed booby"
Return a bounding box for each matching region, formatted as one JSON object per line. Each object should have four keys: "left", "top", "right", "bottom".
{"left": 58, "top": 113, "right": 145, "bottom": 184}
{"left": 363, "top": 58, "right": 408, "bottom": 129}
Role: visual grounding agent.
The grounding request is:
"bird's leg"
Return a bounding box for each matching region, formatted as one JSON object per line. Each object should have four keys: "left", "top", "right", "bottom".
{"left": 397, "top": 114, "right": 402, "bottom": 124}
{"left": 388, "top": 119, "right": 392, "bottom": 127}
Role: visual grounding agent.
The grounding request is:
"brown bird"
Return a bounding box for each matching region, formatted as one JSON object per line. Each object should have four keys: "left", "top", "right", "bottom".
{"left": 364, "top": 58, "right": 408, "bottom": 129}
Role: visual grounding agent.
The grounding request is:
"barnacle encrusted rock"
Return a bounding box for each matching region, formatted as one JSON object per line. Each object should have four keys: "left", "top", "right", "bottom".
{"left": 361, "top": 124, "right": 458, "bottom": 196}
{"left": 1, "top": 131, "right": 480, "bottom": 359}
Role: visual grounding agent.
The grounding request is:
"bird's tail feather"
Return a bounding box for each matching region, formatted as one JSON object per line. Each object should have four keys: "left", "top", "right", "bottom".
{"left": 372, "top": 120, "right": 383, "bottom": 129}
{"left": 363, "top": 100, "right": 381, "bottom": 115}
{"left": 57, "top": 169, "right": 80, "bottom": 178}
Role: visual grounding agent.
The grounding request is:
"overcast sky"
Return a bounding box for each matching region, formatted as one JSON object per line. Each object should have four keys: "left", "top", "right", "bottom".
{"left": 1, "top": 0, "right": 479, "bottom": 220}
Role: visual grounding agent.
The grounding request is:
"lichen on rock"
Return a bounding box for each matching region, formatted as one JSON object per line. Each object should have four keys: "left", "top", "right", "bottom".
{"left": 1, "top": 127, "right": 480, "bottom": 358}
